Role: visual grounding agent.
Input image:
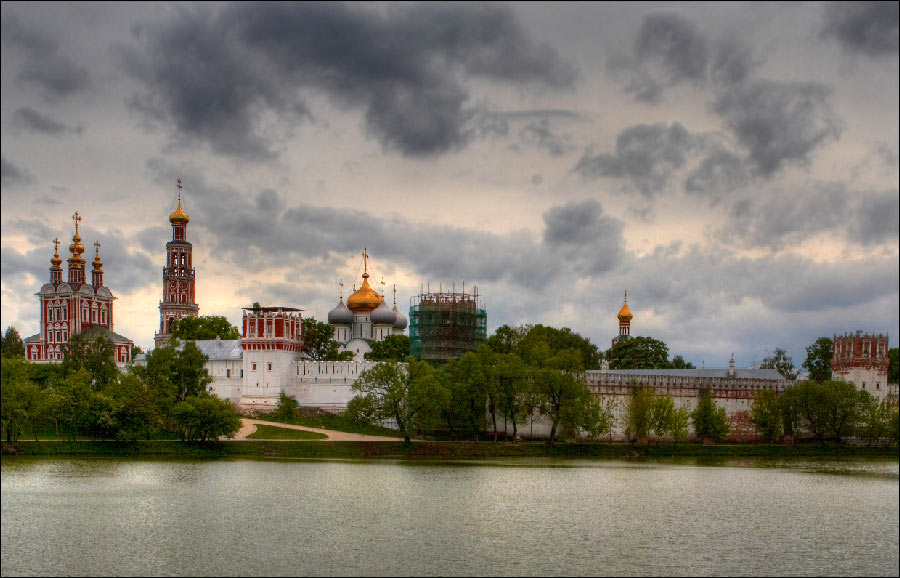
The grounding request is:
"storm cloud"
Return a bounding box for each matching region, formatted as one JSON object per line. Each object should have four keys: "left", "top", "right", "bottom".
{"left": 117, "top": 2, "right": 576, "bottom": 159}
{"left": 11, "top": 107, "right": 83, "bottom": 136}
{"left": 820, "top": 1, "right": 900, "bottom": 57}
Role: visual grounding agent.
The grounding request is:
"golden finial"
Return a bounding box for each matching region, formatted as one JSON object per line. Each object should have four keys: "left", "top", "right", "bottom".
{"left": 393, "top": 284, "right": 397, "bottom": 307}
{"left": 51, "top": 237, "right": 62, "bottom": 268}
{"left": 339, "top": 278, "right": 344, "bottom": 301}
{"left": 624, "top": 290, "right": 627, "bottom": 302}
{"left": 94, "top": 241, "right": 101, "bottom": 256}
{"left": 72, "top": 212, "right": 82, "bottom": 238}
{"left": 362, "top": 247, "right": 369, "bottom": 278}
{"left": 380, "top": 277, "right": 385, "bottom": 296}
{"left": 169, "top": 179, "right": 190, "bottom": 224}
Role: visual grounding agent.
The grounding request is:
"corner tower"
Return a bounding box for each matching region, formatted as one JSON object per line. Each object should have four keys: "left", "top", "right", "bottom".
{"left": 611, "top": 292, "right": 633, "bottom": 347}
{"left": 155, "top": 179, "right": 199, "bottom": 349}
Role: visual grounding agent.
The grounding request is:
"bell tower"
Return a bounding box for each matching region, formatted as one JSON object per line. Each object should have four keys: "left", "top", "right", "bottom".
{"left": 155, "top": 179, "right": 200, "bottom": 349}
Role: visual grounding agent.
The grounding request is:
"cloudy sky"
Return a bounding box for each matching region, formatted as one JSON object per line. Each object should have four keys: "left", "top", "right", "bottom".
{"left": 2, "top": 2, "right": 898, "bottom": 368}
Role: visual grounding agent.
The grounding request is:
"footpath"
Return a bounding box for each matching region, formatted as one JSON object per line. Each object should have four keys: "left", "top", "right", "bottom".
{"left": 230, "top": 418, "right": 401, "bottom": 442}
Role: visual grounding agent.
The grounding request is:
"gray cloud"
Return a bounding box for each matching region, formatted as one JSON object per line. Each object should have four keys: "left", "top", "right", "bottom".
{"left": 118, "top": 2, "right": 576, "bottom": 159}
{"left": 517, "top": 119, "right": 573, "bottom": 157}
{"left": 635, "top": 13, "right": 708, "bottom": 84}
{"left": 820, "top": 1, "right": 899, "bottom": 57}
{"left": 847, "top": 189, "right": 900, "bottom": 245}
{"left": 710, "top": 38, "right": 757, "bottom": 86}
{"left": 1, "top": 157, "right": 33, "bottom": 189}
{"left": 573, "top": 123, "right": 699, "bottom": 197}
{"left": 684, "top": 147, "right": 748, "bottom": 198}
{"left": 713, "top": 80, "right": 842, "bottom": 176}
{"left": 1, "top": 11, "right": 91, "bottom": 100}
{"left": 711, "top": 183, "right": 899, "bottom": 250}
{"left": 11, "top": 107, "right": 84, "bottom": 136}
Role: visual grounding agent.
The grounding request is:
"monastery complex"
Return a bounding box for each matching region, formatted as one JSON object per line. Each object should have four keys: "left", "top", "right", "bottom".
{"left": 21, "top": 182, "right": 897, "bottom": 438}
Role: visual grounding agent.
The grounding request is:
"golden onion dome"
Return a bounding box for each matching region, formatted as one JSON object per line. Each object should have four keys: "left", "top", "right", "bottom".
{"left": 50, "top": 240, "right": 62, "bottom": 268}
{"left": 617, "top": 300, "right": 633, "bottom": 322}
{"left": 169, "top": 197, "right": 190, "bottom": 225}
{"left": 346, "top": 273, "right": 383, "bottom": 312}
{"left": 92, "top": 243, "right": 103, "bottom": 271}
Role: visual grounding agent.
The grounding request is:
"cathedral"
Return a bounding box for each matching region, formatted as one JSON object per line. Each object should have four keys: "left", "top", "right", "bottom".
{"left": 327, "top": 249, "right": 407, "bottom": 361}
{"left": 24, "top": 212, "right": 134, "bottom": 365}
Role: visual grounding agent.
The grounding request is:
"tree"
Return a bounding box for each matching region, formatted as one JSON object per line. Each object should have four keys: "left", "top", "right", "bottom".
{"left": 606, "top": 336, "right": 670, "bottom": 370}
{"left": 353, "top": 360, "right": 445, "bottom": 443}
{"left": 442, "top": 353, "right": 489, "bottom": 440}
{"left": 780, "top": 380, "right": 865, "bottom": 443}
{"left": 670, "top": 406, "right": 691, "bottom": 445}
{"left": 492, "top": 352, "right": 530, "bottom": 441}
{"left": 170, "top": 316, "right": 240, "bottom": 340}
{"left": 650, "top": 394, "right": 676, "bottom": 444}
{"left": 273, "top": 392, "right": 297, "bottom": 423}
{"left": 302, "top": 317, "right": 352, "bottom": 361}
{"left": 516, "top": 325, "right": 602, "bottom": 370}
{"left": 484, "top": 324, "right": 529, "bottom": 355}
{"left": 889, "top": 348, "right": 899, "bottom": 384}
{"left": 1, "top": 372, "right": 41, "bottom": 443}
{"left": 670, "top": 355, "right": 695, "bottom": 369}
{"left": 692, "top": 391, "right": 730, "bottom": 442}
{"left": 365, "top": 335, "right": 410, "bottom": 362}
{"left": 760, "top": 347, "right": 799, "bottom": 380}
{"left": 172, "top": 341, "right": 213, "bottom": 402}
{"left": 626, "top": 386, "right": 655, "bottom": 441}
{"left": 62, "top": 330, "right": 118, "bottom": 391}
{"left": 802, "top": 337, "right": 833, "bottom": 382}
{"left": 858, "top": 395, "right": 895, "bottom": 446}
{"left": 171, "top": 395, "right": 241, "bottom": 442}
{"left": 749, "top": 389, "right": 783, "bottom": 443}
{"left": 1, "top": 327, "right": 25, "bottom": 359}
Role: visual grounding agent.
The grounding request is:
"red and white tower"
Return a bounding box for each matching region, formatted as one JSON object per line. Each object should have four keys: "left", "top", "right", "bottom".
{"left": 239, "top": 305, "right": 304, "bottom": 410}
{"left": 154, "top": 179, "right": 200, "bottom": 349}
{"left": 611, "top": 292, "right": 633, "bottom": 347}
{"left": 832, "top": 331, "right": 891, "bottom": 400}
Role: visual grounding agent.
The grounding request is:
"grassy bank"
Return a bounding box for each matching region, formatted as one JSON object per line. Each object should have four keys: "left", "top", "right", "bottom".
{"left": 4, "top": 440, "right": 898, "bottom": 460}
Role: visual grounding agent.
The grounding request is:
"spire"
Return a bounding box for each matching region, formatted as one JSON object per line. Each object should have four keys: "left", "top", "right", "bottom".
{"left": 362, "top": 247, "right": 369, "bottom": 279}
{"left": 91, "top": 241, "right": 104, "bottom": 287}
{"left": 67, "top": 212, "right": 86, "bottom": 285}
{"left": 393, "top": 284, "right": 397, "bottom": 308}
{"left": 50, "top": 237, "right": 63, "bottom": 285}
{"left": 169, "top": 179, "right": 190, "bottom": 225}
{"left": 339, "top": 278, "right": 344, "bottom": 301}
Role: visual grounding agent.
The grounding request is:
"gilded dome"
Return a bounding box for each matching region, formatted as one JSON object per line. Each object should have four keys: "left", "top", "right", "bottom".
{"left": 346, "top": 274, "right": 383, "bottom": 312}
{"left": 617, "top": 300, "right": 633, "bottom": 322}
{"left": 92, "top": 243, "right": 103, "bottom": 271}
{"left": 50, "top": 241, "right": 62, "bottom": 268}
{"left": 169, "top": 179, "right": 190, "bottom": 225}
{"left": 371, "top": 299, "right": 397, "bottom": 325}
{"left": 327, "top": 298, "right": 353, "bottom": 325}
{"left": 169, "top": 198, "right": 190, "bottom": 225}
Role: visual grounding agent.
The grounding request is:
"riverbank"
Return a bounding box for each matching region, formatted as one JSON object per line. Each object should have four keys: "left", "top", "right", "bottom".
{"left": 4, "top": 440, "right": 898, "bottom": 460}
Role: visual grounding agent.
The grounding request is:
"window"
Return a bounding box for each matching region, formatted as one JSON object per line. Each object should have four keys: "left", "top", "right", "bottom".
{"left": 252, "top": 363, "right": 257, "bottom": 371}
{"left": 267, "top": 362, "right": 272, "bottom": 371}
{"left": 876, "top": 383, "right": 881, "bottom": 390}
{"left": 240, "top": 369, "right": 244, "bottom": 378}
{"left": 226, "top": 369, "right": 231, "bottom": 378}
{"left": 92, "top": 309, "right": 97, "bottom": 323}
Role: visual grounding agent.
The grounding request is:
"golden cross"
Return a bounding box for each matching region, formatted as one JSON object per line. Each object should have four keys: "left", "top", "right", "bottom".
{"left": 53, "top": 237, "right": 60, "bottom": 254}
{"left": 339, "top": 278, "right": 344, "bottom": 299}
{"left": 94, "top": 241, "right": 101, "bottom": 257}
{"left": 362, "top": 247, "right": 368, "bottom": 273}
{"left": 393, "top": 284, "right": 397, "bottom": 306}
{"left": 72, "top": 212, "right": 81, "bottom": 234}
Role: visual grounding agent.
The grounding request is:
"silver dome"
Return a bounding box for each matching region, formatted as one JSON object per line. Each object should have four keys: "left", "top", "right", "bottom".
{"left": 327, "top": 299, "right": 353, "bottom": 325}
{"left": 371, "top": 299, "right": 397, "bottom": 325}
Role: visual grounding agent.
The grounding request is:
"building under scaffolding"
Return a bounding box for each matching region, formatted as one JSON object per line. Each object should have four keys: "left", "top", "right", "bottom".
{"left": 409, "top": 285, "right": 487, "bottom": 363}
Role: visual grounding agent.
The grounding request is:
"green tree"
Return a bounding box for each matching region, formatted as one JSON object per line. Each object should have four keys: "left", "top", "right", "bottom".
{"left": 1, "top": 327, "right": 25, "bottom": 359}
{"left": 858, "top": 394, "right": 895, "bottom": 446}
{"left": 692, "top": 391, "right": 730, "bottom": 442}
{"left": 516, "top": 325, "right": 602, "bottom": 369}
{"left": 760, "top": 347, "right": 799, "bottom": 380}
{"left": 1, "top": 371, "right": 41, "bottom": 442}
{"left": 650, "top": 394, "right": 675, "bottom": 444}
{"left": 47, "top": 370, "right": 94, "bottom": 441}
{"left": 802, "top": 337, "right": 833, "bottom": 382}
{"left": 749, "top": 389, "right": 783, "bottom": 443}
{"left": 626, "top": 386, "right": 655, "bottom": 441}
{"left": 606, "top": 336, "right": 670, "bottom": 369}
{"left": 62, "top": 330, "right": 119, "bottom": 391}
{"left": 170, "top": 316, "right": 240, "bottom": 340}
{"left": 353, "top": 359, "right": 445, "bottom": 443}
{"left": 302, "top": 317, "right": 353, "bottom": 361}
{"left": 780, "top": 380, "right": 864, "bottom": 443}
{"left": 670, "top": 355, "right": 695, "bottom": 369}
{"left": 442, "top": 353, "right": 489, "bottom": 440}
{"left": 365, "top": 335, "right": 411, "bottom": 362}
{"left": 105, "top": 373, "right": 161, "bottom": 441}
{"left": 889, "top": 348, "right": 899, "bottom": 384}
{"left": 484, "top": 324, "right": 529, "bottom": 355}
{"left": 173, "top": 341, "right": 213, "bottom": 402}
{"left": 273, "top": 392, "right": 297, "bottom": 423}
{"left": 171, "top": 395, "right": 241, "bottom": 442}
{"left": 670, "top": 406, "right": 691, "bottom": 445}
{"left": 492, "top": 352, "right": 530, "bottom": 441}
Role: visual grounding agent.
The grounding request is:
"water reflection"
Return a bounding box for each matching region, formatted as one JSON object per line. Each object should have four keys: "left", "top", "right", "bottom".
{"left": 2, "top": 457, "right": 897, "bottom": 576}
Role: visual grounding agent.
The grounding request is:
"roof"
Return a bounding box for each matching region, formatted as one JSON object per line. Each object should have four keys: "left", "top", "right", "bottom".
{"left": 587, "top": 368, "right": 786, "bottom": 380}
{"left": 180, "top": 339, "right": 243, "bottom": 361}
{"left": 80, "top": 325, "right": 133, "bottom": 345}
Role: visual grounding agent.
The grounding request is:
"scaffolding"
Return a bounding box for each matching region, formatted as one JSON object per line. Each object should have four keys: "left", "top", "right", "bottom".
{"left": 409, "top": 286, "right": 487, "bottom": 363}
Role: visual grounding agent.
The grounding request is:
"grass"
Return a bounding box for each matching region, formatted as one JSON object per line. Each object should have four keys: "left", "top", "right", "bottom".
{"left": 254, "top": 411, "right": 404, "bottom": 439}
{"left": 246, "top": 425, "right": 328, "bottom": 440}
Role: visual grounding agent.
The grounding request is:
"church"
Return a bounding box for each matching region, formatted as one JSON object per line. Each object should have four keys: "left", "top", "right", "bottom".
{"left": 24, "top": 212, "right": 133, "bottom": 365}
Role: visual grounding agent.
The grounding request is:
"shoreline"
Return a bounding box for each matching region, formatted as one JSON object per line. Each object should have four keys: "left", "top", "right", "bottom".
{"left": 4, "top": 440, "right": 898, "bottom": 461}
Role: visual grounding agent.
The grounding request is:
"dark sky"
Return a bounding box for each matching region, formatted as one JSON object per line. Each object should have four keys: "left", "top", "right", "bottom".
{"left": 2, "top": 2, "right": 898, "bottom": 367}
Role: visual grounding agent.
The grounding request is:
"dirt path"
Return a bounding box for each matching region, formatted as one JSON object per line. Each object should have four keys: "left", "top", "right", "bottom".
{"left": 228, "top": 418, "right": 402, "bottom": 442}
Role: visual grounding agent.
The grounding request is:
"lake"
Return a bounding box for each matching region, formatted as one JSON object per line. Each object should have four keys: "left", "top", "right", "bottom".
{"left": 1, "top": 457, "right": 897, "bottom": 576}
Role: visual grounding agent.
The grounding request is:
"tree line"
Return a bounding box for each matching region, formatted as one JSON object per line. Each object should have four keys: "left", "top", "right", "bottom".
{"left": 1, "top": 329, "right": 239, "bottom": 443}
